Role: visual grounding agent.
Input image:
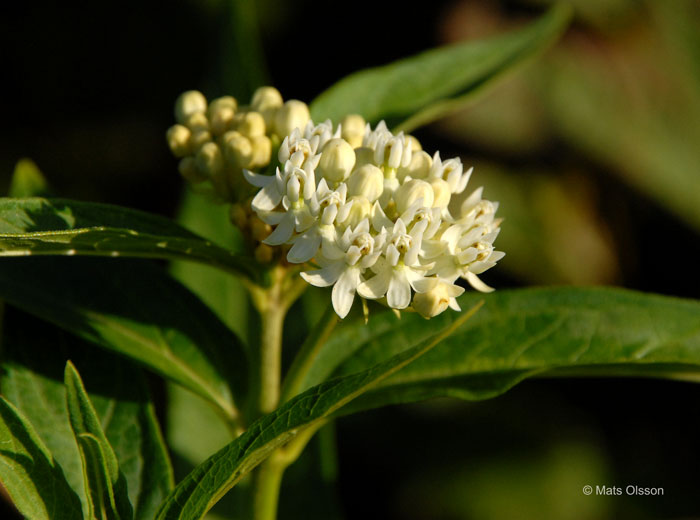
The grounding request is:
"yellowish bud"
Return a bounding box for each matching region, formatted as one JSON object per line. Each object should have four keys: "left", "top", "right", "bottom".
{"left": 229, "top": 203, "right": 248, "bottom": 229}
{"left": 196, "top": 142, "right": 224, "bottom": 178}
{"left": 406, "top": 135, "right": 422, "bottom": 152}
{"left": 178, "top": 157, "right": 207, "bottom": 183}
{"left": 234, "top": 111, "right": 266, "bottom": 138}
{"left": 209, "top": 105, "right": 235, "bottom": 136}
{"left": 249, "top": 135, "right": 272, "bottom": 168}
{"left": 166, "top": 124, "right": 191, "bottom": 158}
{"left": 208, "top": 96, "right": 237, "bottom": 118}
{"left": 430, "top": 178, "right": 451, "bottom": 208}
{"left": 395, "top": 179, "right": 434, "bottom": 214}
{"left": 398, "top": 150, "right": 432, "bottom": 181}
{"left": 222, "top": 131, "right": 254, "bottom": 169}
{"left": 175, "top": 90, "right": 207, "bottom": 124}
{"left": 340, "top": 114, "right": 366, "bottom": 148}
{"left": 251, "top": 86, "right": 283, "bottom": 111}
{"left": 189, "top": 129, "right": 212, "bottom": 151}
{"left": 317, "top": 138, "right": 356, "bottom": 183}
{"left": 343, "top": 196, "right": 372, "bottom": 229}
{"left": 249, "top": 215, "right": 272, "bottom": 241}
{"left": 412, "top": 283, "right": 451, "bottom": 319}
{"left": 255, "top": 243, "right": 275, "bottom": 263}
{"left": 346, "top": 164, "right": 383, "bottom": 202}
{"left": 184, "top": 112, "right": 209, "bottom": 132}
{"left": 274, "top": 100, "right": 310, "bottom": 137}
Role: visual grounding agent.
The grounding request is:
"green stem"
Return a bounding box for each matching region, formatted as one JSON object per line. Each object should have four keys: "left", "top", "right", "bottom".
{"left": 259, "top": 301, "right": 285, "bottom": 414}
{"left": 252, "top": 455, "right": 286, "bottom": 520}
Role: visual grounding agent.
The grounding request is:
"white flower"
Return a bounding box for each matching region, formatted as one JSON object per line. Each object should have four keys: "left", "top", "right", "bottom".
{"left": 429, "top": 152, "right": 472, "bottom": 194}
{"left": 301, "top": 220, "right": 384, "bottom": 318}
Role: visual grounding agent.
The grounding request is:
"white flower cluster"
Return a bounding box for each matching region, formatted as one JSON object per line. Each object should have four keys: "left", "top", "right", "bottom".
{"left": 244, "top": 119, "right": 504, "bottom": 319}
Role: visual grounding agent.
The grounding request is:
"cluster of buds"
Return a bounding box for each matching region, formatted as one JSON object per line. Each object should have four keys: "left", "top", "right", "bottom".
{"left": 166, "top": 87, "right": 311, "bottom": 202}
{"left": 244, "top": 117, "right": 504, "bottom": 319}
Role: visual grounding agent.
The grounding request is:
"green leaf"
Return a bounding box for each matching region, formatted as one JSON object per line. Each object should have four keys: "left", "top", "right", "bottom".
{"left": 1, "top": 308, "right": 174, "bottom": 519}
{"left": 0, "top": 257, "right": 246, "bottom": 422}
{"left": 311, "top": 287, "right": 700, "bottom": 414}
{"left": 65, "top": 361, "right": 134, "bottom": 520}
{"left": 309, "top": 4, "right": 572, "bottom": 131}
{"left": 155, "top": 303, "right": 481, "bottom": 520}
{"left": 0, "top": 197, "right": 260, "bottom": 281}
{"left": 0, "top": 397, "right": 83, "bottom": 520}
{"left": 169, "top": 189, "right": 252, "bottom": 345}
{"left": 9, "top": 159, "right": 50, "bottom": 198}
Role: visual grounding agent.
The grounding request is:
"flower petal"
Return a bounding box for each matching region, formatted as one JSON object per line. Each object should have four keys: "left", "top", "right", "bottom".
{"left": 263, "top": 215, "right": 294, "bottom": 245}
{"left": 301, "top": 262, "right": 344, "bottom": 287}
{"left": 332, "top": 267, "right": 360, "bottom": 318}
{"left": 387, "top": 271, "right": 411, "bottom": 309}
{"left": 465, "top": 271, "right": 494, "bottom": 293}
{"left": 287, "top": 232, "right": 322, "bottom": 263}
{"left": 357, "top": 270, "right": 391, "bottom": 300}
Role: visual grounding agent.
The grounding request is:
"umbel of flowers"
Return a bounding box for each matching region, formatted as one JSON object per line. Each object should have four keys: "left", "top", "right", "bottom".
{"left": 167, "top": 87, "right": 504, "bottom": 320}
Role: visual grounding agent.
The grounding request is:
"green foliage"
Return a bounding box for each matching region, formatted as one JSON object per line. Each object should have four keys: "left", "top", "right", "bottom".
{"left": 155, "top": 305, "right": 479, "bottom": 519}
{"left": 0, "top": 398, "right": 83, "bottom": 520}
{"left": 1, "top": 309, "right": 174, "bottom": 519}
{"left": 310, "top": 4, "right": 572, "bottom": 130}
{"left": 9, "top": 159, "right": 50, "bottom": 198}
{"left": 300, "top": 287, "right": 700, "bottom": 414}
{"left": 0, "top": 197, "right": 259, "bottom": 281}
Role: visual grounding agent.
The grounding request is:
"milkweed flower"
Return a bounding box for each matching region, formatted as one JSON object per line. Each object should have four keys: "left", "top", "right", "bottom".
{"left": 243, "top": 116, "right": 504, "bottom": 319}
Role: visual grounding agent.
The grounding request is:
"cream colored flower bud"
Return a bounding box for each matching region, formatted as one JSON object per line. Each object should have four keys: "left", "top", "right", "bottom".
{"left": 249, "top": 135, "right": 272, "bottom": 168}
{"left": 430, "top": 178, "right": 451, "bottom": 208}
{"left": 406, "top": 135, "right": 422, "bottom": 152}
{"left": 178, "top": 157, "right": 207, "bottom": 183}
{"left": 175, "top": 90, "right": 207, "bottom": 124}
{"left": 274, "top": 100, "right": 310, "bottom": 137}
{"left": 166, "top": 124, "right": 191, "bottom": 158}
{"left": 395, "top": 179, "right": 434, "bottom": 214}
{"left": 412, "top": 283, "right": 451, "bottom": 319}
{"left": 343, "top": 196, "right": 372, "bottom": 229}
{"left": 346, "top": 164, "right": 383, "bottom": 202}
{"left": 251, "top": 86, "right": 283, "bottom": 111}
{"left": 229, "top": 203, "right": 248, "bottom": 229}
{"left": 249, "top": 215, "right": 272, "bottom": 242}
{"left": 196, "top": 142, "right": 224, "bottom": 178}
{"left": 317, "top": 138, "right": 356, "bottom": 184}
{"left": 184, "top": 112, "right": 209, "bottom": 132}
{"left": 340, "top": 114, "right": 366, "bottom": 148}
{"left": 208, "top": 96, "right": 237, "bottom": 118}
{"left": 235, "top": 111, "right": 266, "bottom": 138}
{"left": 189, "top": 129, "right": 212, "bottom": 151}
{"left": 222, "top": 131, "right": 254, "bottom": 169}
{"left": 397, "top": 150, "right": 432, "bottom": 181}
{"left": 209, "top": 105, "right": 235, "bottom": 136}
{"left": 255, "top": 243, "right": 274, "bottom": 263}
{"left": 353, "top": 147, "right": 375, "bottom": 169}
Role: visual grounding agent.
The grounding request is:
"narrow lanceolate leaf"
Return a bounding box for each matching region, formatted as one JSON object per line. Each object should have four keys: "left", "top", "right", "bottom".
{"left": 65, "top": 362, "right": 133, "bottom": 520}
{"left": 310, "top": 5, "right": 571, "bottom": 131}
{"left": 305, "top": 288, "right": 700, "bottom": 414}
{"left": 0, "top": 197, "right": 260, "bottom": 281}
{"left": 155, "top": 303, "right": 482, "bottom": 520}
{"left": 0, "top": 257, "right": 245, "bottom": 421}
{"left": 1, "top": 308, "right": 174, "bottom": 519}
{"left": 8, "top": 159, "right": 51, "bottom": 197}
{"left": 0, "top": 397, "right": 83, "bottom": 520}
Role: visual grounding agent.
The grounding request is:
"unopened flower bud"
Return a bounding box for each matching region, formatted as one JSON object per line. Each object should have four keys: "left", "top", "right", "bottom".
{"left": 341, "top": 114, "right": 366, "bottom": 148}
{"left": 196, "top": 142, "right": 224, "bottom": 178}
{"left": 346, "top": 164, "right": 383, "bottom": 202}
{"left": 398, "top": 150, "right": 432, "bottom": 181}
{"left": 249, "top": 135, "right": 272, "bottom": 168}
{"left": 274, "top": 100, "right": 310, "bottom": 137}
{"left": 178, "top": 157, "right": 207, "bottom": 183}
{"left": 208, "top": 96, "right": 237, "bottom": 118}
{"left": 229, "top": 203, "right": 248, "bottom": 229}
{"left": 209, "top": 105, "right": 235, "bottom": 136}
{"left": 395, "top": 179, "right": 434, "bottom": 214}
{"left": 412, "top": 283, "right": 451, "bottom": 319}
{"left": 222, "top": 131, "right": 254, "bottom": 169}
{"left": 430, "top": 178, "right": 451, "bottom": 208}
{"left": 166, "top": 124, "right": 191, "bottom": 158}
{"left": 251, "top": 86, "right": 283, "bottom": 112}
{"left": 317, "top": 138, "right": 356, "bottom": 184}
{"left": 235, "top": 111, "right": 266, "bottom": 138}
{"left": 354, "top": 147, "right": 375, "bottom": 169}
{"left": 406, "top": 135, "right": 422, "bottom": 152}
{"left": 255, "top": 243, "right": 274, "bottom": 263}
{"left": 249, "top": 215, "right": 272, "bottom": 241}
{"left": 184, "top": 112, "right": 210, "bottom": 132}
{"left": 343, "top": 196, "right": 372, "bottom": 228}
{"left": 189, "top": 129, "right": 212, "bottom": 151}
{"left": 175, "top": 90, "right": 207, "bottom": 124}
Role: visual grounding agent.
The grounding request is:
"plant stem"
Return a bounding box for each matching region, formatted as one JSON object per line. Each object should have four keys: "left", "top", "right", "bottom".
{"left": 252, "top": 455, "right": 286, "bottom": 520}
{"left": 259, "top": 299, "right": 285, "bottom": 414}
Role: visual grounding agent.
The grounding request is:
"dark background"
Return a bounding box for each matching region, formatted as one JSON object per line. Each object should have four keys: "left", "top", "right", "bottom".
{"left": 2, "top": 1, "right": 700, "bottom": 518}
